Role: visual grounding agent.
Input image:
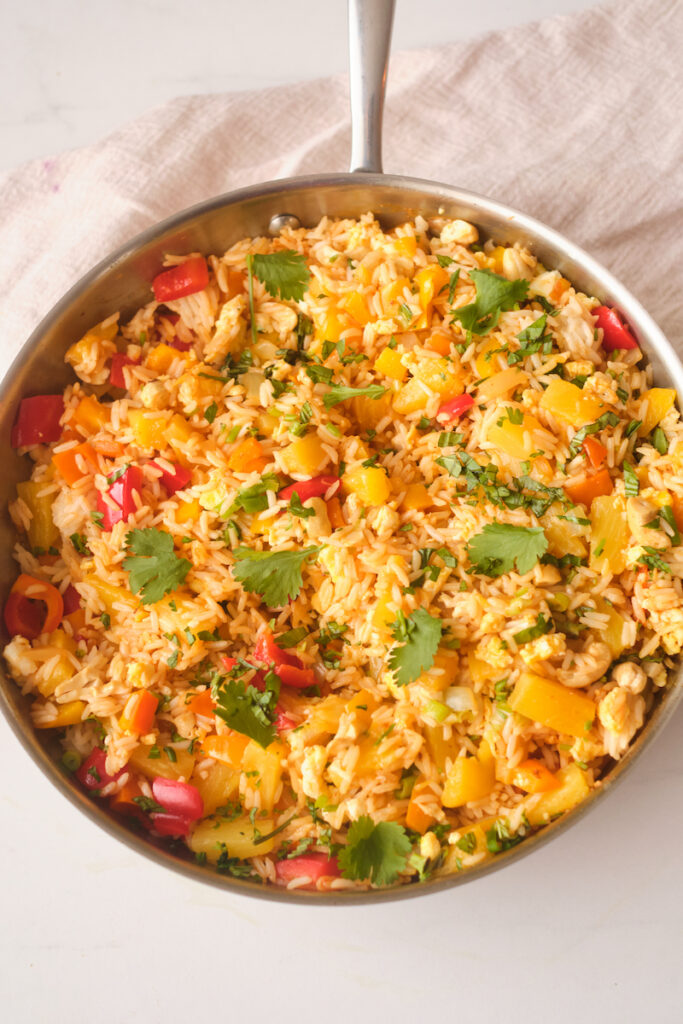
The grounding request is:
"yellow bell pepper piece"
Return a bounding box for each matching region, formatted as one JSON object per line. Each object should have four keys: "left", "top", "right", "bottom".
{"left": 146, "top": 343, "right": 182, "bottom": 374}
{"left": 509, "top": 671, "right": 596, "bottom": 738}
{"left": 539, "top": 378, "right": 607, "bottom": 428}
{"left": 380, "top": 275, "right": 411, "bottom": 315}
{"left": 129, "top": 744, "right": 196, "bottom": 781}
{"left": 475, "top": 337, "right": 506, "bottom": 380}
{"left": 374, "top": 346, "right": 407, "bottom": 382}
{"left": 393, "top": 377, "right": 430, "bottom": 414}
{"left": 401, "top": 482, "right": 432, "bottom": 511}
{"left": 590, "top": 493, "right": 628, "bottom": 574}
{"left": 241, "top": 740, "right": 285, "bottom": 812}
{"left": 279, "top": 434, "right": 327, "bottom": 477}
{"left": 83, "top": 575, "right": 137, "bottom": 616}
{"left": 351, "top": 392, "right": 393, "bottom": 431}
{"left": 424, "top": 724, "right": 460, "bottom": 774}
{"left": 313, "top": 306, "right": 345, "bottom": 347}
{"left": 342, "top": 290, "right": 372, "bottom": 325}
{"left": 16, "top": 480, "right": 59, "bottom": 552}
{"left": 189, "top": 815, "right": 276, "bottom": 860}
{"left": 34, "top": 700, "right": 86, "bottom": 728}
{"left": 342, "top": 466, "right": 390, "bottom": 506}
{"left": 442, "top": 741, "right": 496, "bottom": 807}
{"left": 175, "top": 499, "right": 201, "bottom": 524}
{"left": 128, "top": 409, "right": 169, "bottom": 450}
{"left": 392, "top": 235, "right": 417, "bottom": 258}
{"left": 73, "top": 395, "right": 110, "bottom": 435}
{"left": 638, "top": 388, "right": 676, "bottom": 436}
{"left": 415, "top": 265, "right": 449, "bottom": 309}
{"left": 523, "top": 763, "right": 590, "bottom": 825}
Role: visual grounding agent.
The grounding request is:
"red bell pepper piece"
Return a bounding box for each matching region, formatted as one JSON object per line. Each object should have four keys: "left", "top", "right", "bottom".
{"left": 275, "top": 853, "right": 341, "bottom": 888}
{"left": 275, "top": 706, "right": 297, "bottom": 732}
{"left": 4, "top": 574, "right": 64, "bottom": 639}
{"left": 96, "top": 465, "right": 143, "bottom": 530}
{"left": 278, "top": 475, "right": 339, "bottom": 503}
{"left": 221, "top": 655, "right": 238, "bottom": 672}
{"left": 254, "top": 629, "right": 303, "bottom": 669}
{"left": 152, "top": 257, "right": 209, "bottom": 303}
{"left": 76, "top": 748, "right": 123, "bottom": 792}
{"left": 150, "top": 812, "right": 192, "bottom": 838}
{"left": 150, "top": 460, "right": 192, "bottom": 495}
{"left": 151, "top": 777, "right": 204, "bottom": 821}
{"left": 436, "top": 393, "right": 475, "bottom": 424}
{"left": 110, "top": 353, "right": 139, "bottom": 389}
{"left": 170, "top": 338, "right": 192, "bottom": 352}
{"left": 62, "top": 584, "right": 81, "bottom": 615}
{"left": 276, "top": 664, "right": 317, "bottom": 689}
{"left": 11, "top": 395, "right": 64, "bottom": 448}
{"left": 593, "top": 305, "right": 639, "bottom": 351}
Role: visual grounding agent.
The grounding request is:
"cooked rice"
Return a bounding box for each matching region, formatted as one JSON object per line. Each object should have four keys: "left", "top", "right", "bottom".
{"left": 4, "top": 212, "right": 683, "bottom": 891}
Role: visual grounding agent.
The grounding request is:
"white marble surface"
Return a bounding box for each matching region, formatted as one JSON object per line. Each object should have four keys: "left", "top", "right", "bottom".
{"left": 2, "top": 2, "right": 683, "bottom": 1022}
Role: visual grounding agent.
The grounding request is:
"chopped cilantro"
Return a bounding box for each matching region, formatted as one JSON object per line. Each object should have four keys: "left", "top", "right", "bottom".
{"left": 232, "top": 545, "right": 321, "bottom": 606}
{"left": 251, "top": 250, "right": 311, "bottom": 301}
{"left": 637, "top": 547, "right": 672, "bottom": 575}
{"left": 287, "top": 492, "right": 315, "bottom": 518}
{"left": 651, "top": 427, "right": 668, "bottom": 455}
{"left": 228, "top": 473, "right": 280, "bottom": 515}
{"left": 305, "top": 364, "right": 334, "bottom": 386}
{"left": 338, "top": 816, "right": 411, "bottom": 886}
{"left": 466, "top": 523, "right": 548, "bottom": 577}
{"left": 276, "top": 626, "right": 308, "bottom": 648}
{"left": 388, "top": 608, "right": 442, "bottom": 687}
{"left": 205, "top": 401, "right": 218, "bottom": 424}
{"left": 212, "top": 664, "right": 280, "bottom": 747}
{"left": 70, "top": 532, "right": 90, "bottom": 555}
{"left": 450, "top": 269, "right": 529, "bottom": 336}
{"left": 123, "top": 528, "right": 192, "bottom": 604}
{"left": 436, "top": 254, "right": 454, "bottom": 268}
{"left": 323, "top": 383, "right": 387, "bottom": 409}
{"left": 623, "top": 462, "right": 639, "bottom": 497}
{"left": 568, "top": 411, "right": 620, "bottom": 457}
{"left": 513, "top": 613, "right": 552, "bottom": 645}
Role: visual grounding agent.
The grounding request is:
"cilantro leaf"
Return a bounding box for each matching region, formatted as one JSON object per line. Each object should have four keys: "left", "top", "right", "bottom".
{"left": 212, "top": 670, "right": 280, "bottom": 748}
{"left": 508, "top": 315, "right": 554, "bottom": 364}
{"left": 623, "top": 462, "right": 639, "bottom": 497}
{"left": 466, "top": 523, "right": 548, "bottom": 577}
{"left": 388, "top": 608, "right": 442, "bottom": 687}
{"left": 323, "top": 383, "right": 387, "bottom": 409}
{"left": 451, "top": 269, "right": 529, "bottom": 336}
{"left": 123, "top": 528, "right": 192, "bottom": 604}
{"left": 287, "top": 492, "right": 315, "bottom": 518}
{"left": 338, "top": 816, "right": 411, "bottom": 886}
{"left": 232, "top": 545, "right": 321, "bottom": 606}
{"left": 251, "top": 250, "right": 311, "bottom": 302}
{"left": 568, "top": 411, "right": 620, "bottom": 457}
{"left": 637, "top": 546, "right": 672, "bottom": 575}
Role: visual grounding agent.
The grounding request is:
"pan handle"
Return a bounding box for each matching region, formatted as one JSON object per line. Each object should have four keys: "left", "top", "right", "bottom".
{"left": 348, "top": 0, "right": 395, "bottom": 174}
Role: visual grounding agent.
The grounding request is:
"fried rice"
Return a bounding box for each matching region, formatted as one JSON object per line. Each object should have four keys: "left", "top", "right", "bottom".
{"left": 4, "top": 211, "right": 683, "bottom": 891}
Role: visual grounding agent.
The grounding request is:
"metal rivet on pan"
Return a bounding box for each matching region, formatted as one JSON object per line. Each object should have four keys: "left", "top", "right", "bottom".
{"left": 269, "top": 213, "right": 301, "bottom": 234}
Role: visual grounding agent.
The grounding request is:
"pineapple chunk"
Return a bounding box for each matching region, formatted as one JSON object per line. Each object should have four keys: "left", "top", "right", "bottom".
{"left": 545, "top": 516, "right": 589, "bottom": 559}
{"left": 34, "top": 700, "right": 86, "bottom": 728}
{"left": 128, "top": 409, "right": 169, "bottom": 450}
{"left": 540, "top": 378, "right": 607, "bottom": 427}
{"left": 509, "top": 671, "right": 596, "bottom": 738}
{"left": 475, "top": 337, "right": 506, "bottom": 380}
{"left": 352, "top": 391, "right": 393, "bottom": 431}
{"left": 193, "top": 761, "right": 240, "bottom": 815}
{"left": 241, "top": 740, "right": 285, "bottom": 812}
{"left": 424, "top": 724, "right": 460, "bottom": 774}
{"left": 342, "top": 466, "right": 390, "bottom": 506}
{"left": 129, "top": 744, "right": 196, "bottom": 781}
{"left": 485, "top": 410, "right": 548, "bottom": 459}
{"left": 279, "top": 434, "right": 327, "bottom": 476}
{"left": 523, "top": 763, "right": 590, "bottom": 825}
{"left": 594, "top": 596, "right": 627, "bottom": 657}
{"left": 590, "top": 494, "right": 628, "bottom": 574}
{"left": 442, "top": 741, "right": 496, "bottom": 807}
{"left": 638, "top": 388, "right": 676, "bottom": 436}
{"left": 189, "top": 815, "right": 276, "bottom": 860}
{"left": 401, "top": 482, "right": 433, "bottom": 511}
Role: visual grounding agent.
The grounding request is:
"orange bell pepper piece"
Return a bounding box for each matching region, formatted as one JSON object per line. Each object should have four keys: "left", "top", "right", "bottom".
{"left": 119, "top": 690, "right": 159, "bottom": 735}
{"left": 91, "top": 437, "right": 125, "bottom": 458}
{"left": 326, "top": 496, "right": 346, "bottom": 530}
{"left": 110, "top": 777, "right": 143, "bottom": 815}
{"left": 3, "top": 574, "right": 64, "bottom": 639}
{"left": 186, "top": 690, "right": 216, "bottom": 717}
{"left": 582, "top": 436, "right": 608, "bottom": 470}
{"left": 52, "top": 442, "right": 99, "bottom": 484}
{"left": 425, "top": 333, "right": 452, "bottom": 356}
{"left": 72, "top": 395, "right": 110, "bottom": 435}
{"left": 509, "top": 759, "right": 561, "bottom": 794}
{"left": 405, "top": 781, "right": 436, "bottom": 834}
{"left": 564, "top": 467, "right": 613, "bottom": 507}
{"left": 227, "top": 437, "right": 267, "bottom": 473}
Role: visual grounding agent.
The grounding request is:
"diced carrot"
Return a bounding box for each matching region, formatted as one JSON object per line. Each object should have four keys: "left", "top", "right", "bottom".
{"left": 119, "top": 690, "right": 159, "bottom": 735}
{"left": 326, "top": 496, "right": 346, "bottom": 530}
{"left": 52, "top": 442, "right": 99, "bottom": 485}
{"left": 186, "top": 690, "right": 215, "bottom": 717}
{"left": 582, "top": 436, "right": 607, "bottom": 470}
{"left": 672, "top": 494, "right": 683, "bottom": 534}
{"left": 564, "top": 467, "right": 613, "bottom": 507}
{"left": 201, "top": 731, "right": 250, "bottom": 768}
{"left": 509, "top": 759, "right": 560, "bottom": 794}
{"left": 227, "top": 437, "right": 266, "bottom": 473}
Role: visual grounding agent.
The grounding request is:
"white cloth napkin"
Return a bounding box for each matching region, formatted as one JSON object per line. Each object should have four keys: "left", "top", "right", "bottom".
{"left": 1, "top": 0, "right": 681, "bottom": 366}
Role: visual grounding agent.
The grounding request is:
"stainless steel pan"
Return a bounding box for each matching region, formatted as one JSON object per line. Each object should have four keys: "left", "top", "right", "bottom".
{"left": 1, "top": 0, "right": 681, "bottom": 903}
